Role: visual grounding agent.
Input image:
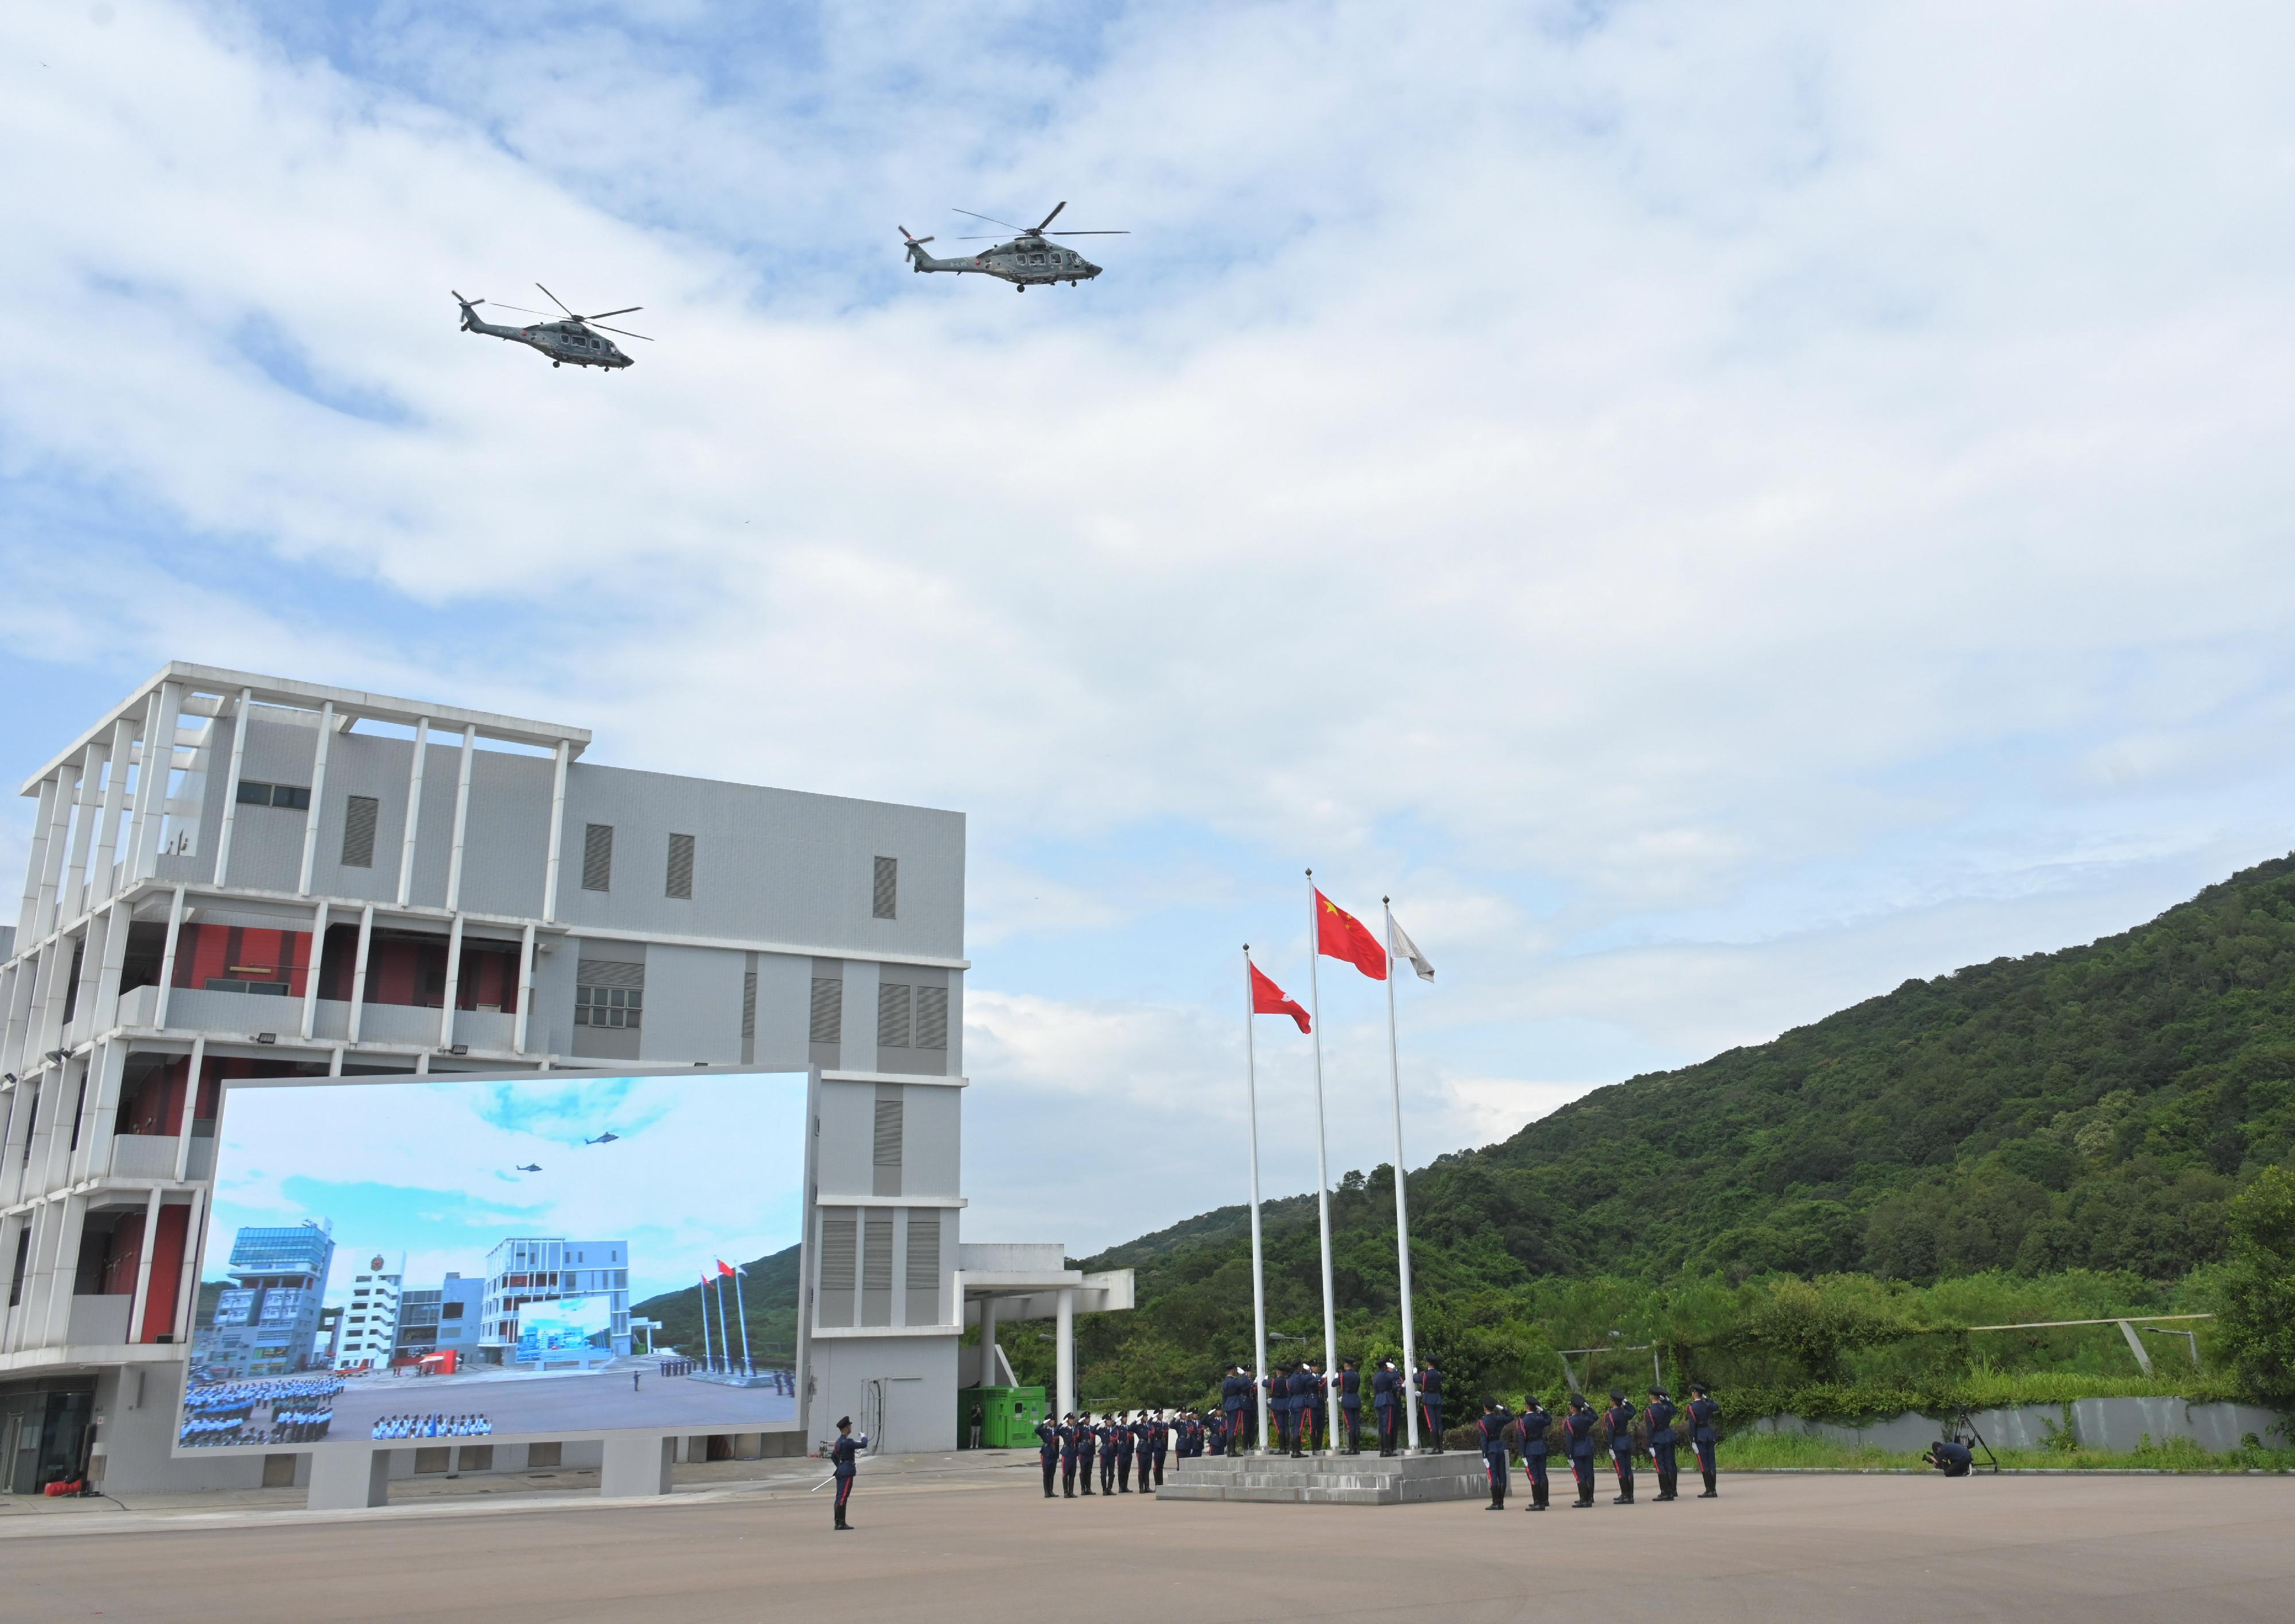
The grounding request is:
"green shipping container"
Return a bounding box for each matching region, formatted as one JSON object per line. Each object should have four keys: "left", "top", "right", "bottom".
{"left": 957, "top": 1384, "right": 1047, "bottom": 1448}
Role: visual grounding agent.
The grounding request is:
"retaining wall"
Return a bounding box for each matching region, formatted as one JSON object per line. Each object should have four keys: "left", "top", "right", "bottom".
{"left": 1748, "top": 1398, "right": 2290, "bottom": 1455}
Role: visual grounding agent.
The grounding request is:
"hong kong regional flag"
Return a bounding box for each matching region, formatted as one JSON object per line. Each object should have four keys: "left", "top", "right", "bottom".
{"left": 1250, "top": 963, "right": 1312, "bottom": 1033}
{"left": 1314, "top": 890, "right": 1388, "bottom": 980}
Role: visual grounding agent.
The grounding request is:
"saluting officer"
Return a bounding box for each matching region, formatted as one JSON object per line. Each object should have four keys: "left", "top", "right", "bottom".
{"left": 1476, "top": 1399, "right": 1512, "bottom": 1510}
{"left": 1150, "top": 1408, "right": 1170, "bottom": 1485}
{"left": 1207, "top": 1407, "right": 1229, "bottom": 1456}
{"left": 1417, "top": 1358, "right": 1445, "bottom": 1451}
{"left": 1099, "top": 1413, "right": 1120, "bottom": 1494}
{"left": 1602, "top": 1389, "right": 1638, "bottom": 1504}
{"left": 1076, "top": 1412, "right": 1098, "bottom": 1494}
{"left": 830, "top": 1416, "right": 869, "bottom": 1531}
{"left": 1561, "top": 1394, "right": 1599, "bottom": 1508}
{"left": 1306, "top": 1362, "right": 1329, "bottom": 1454}
{"left": 1263, "top": 1369, "right": 1284, "bottom": 1455}
{"left": 1110, "top": 1409, "right": 1134, "bottom": 1491}
{"left": 1643, "top": 1387, "right": 1681, "bottom": 1502}
{"left": 1059, "top": 1413, "right": 1083, "bottom": 1498}
{"left": 1286, "top": 1364, "right": 1316, "bottom": 1458}
{"left": 1516, "top": 1394, "right": 1553, "bottom": 1512}
{"left": 1686, "top": 1382, "right": 1722, "bottom": 1498}
{"left": 1372, "top": 1358, "right": 1401, "bottom": 1455}
{"left": 1337, "top": 1358, "right": 1363, "bottom": 1454}
{"left": 1036, "top": 1413, "right": 1061, "bottom": 1498}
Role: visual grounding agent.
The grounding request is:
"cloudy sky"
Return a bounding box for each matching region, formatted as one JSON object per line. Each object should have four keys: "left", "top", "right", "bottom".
{"left": 204, "top": 1073, "right": 808, "bottom": 1303}
{"left": 6, "top": 2, "right": 2294, "bottom": 1255}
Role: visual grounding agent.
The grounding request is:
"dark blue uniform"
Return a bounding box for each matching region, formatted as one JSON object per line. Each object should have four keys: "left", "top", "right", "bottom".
{"left": 1417, "top": 1364, "right": 1444, "bottom": 1451}
{"left": 1222, "top": 1373, "right": 1249, "bottom": 1449}
{"left": 1102, "top": 1418, "right": 1123, "bottom": 1493}
{"left": 1602, "top": 1397, "right": 1637, "bottom": 1502}
{"left": 1036, "top": 1419, "right": 1060, "bottom": 1498}
{"left": 1372, "top": 1365, "right": 1401, "bottom": 1455}
{"left": 1076, "top": 1418, "right": 1097, "bottom": 1494}
{"left": 830, "top": 1429, "right": 867, "bottom": 1528}
{"left": 1337, "top": 1366, "right": 1363, "bottom": 1453}
{"left": 1150, "top": 1412, "right": 1169, "bottom": 1483}
{"left": 1285, "top": 1369, "right": 1314, "bottom": 1456}
{"left": 1687, "top": 1394, "right": 1721, "bottom": 1496}
{"left": 1928, "top": 1439, "right": 1973, "bottom": 1477}
{"left": 1059, "top": 1420, "right": 1083, "bottom": 1497}
{"left": 1517, "top": 1405, "right": 1553, "bottom": 1509}
{"left": 1562, "top": 1405, "right": 1598, "bottom": 1504}
{"left": 1476, "top": 1408, "right": 1511, "bottom": 1507}
{"left": 1644, "top": 1395, "right": 1681, "bottom": 1500}
{"left": 1208, "top": 1410, "right": 1228, "bottom": 1455}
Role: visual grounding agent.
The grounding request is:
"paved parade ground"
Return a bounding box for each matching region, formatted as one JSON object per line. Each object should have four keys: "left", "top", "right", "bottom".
{"left": 3, "top": 1465, "right": 2290, "bottom": 1623}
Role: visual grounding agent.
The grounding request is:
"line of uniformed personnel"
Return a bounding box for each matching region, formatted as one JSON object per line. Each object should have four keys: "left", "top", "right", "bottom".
{"left": 1034, "top": 1407, "right": 1212, "bottom": 1497}
{"left": 1471, "top": 1382, "right": 1722, "bottom": 1510}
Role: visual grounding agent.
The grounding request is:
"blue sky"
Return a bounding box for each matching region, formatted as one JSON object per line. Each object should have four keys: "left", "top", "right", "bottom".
{"left": 7, "top": 2, "right": 2295, "bottom": 1252}
{"left": 203, "top": 1073, "right": 808, "bottom": 1303}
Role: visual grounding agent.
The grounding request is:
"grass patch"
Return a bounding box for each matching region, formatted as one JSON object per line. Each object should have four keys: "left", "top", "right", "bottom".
{"left": 1718, "top": 1431, "right": 2295, "bottom": 1473}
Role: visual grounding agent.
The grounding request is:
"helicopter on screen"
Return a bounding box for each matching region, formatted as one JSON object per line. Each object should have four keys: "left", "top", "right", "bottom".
{"left": 900, "top": 202, "right": 1127, "bottom": 291}
{"left": 452, "top": 283, "right": 651, "bottom": 369}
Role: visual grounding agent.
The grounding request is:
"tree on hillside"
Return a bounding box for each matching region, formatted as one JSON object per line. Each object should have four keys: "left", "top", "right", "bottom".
{"left": 2208, "top": 1165, "right": 2295, "bottom": 1400}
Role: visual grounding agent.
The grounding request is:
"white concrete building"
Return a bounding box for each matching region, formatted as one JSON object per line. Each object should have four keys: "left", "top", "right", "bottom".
{"left": 333, "top": 1253, "right": 402, "bottom": 1372}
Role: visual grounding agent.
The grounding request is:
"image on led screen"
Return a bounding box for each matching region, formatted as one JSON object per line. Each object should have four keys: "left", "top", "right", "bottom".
{"left": 174, "top": 1070, "right": 806, "bottom": 1456}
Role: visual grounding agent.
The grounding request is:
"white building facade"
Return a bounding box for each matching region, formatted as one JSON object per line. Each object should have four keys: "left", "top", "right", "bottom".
{"left": 333, "top": 1254, "right": 403, "bottom": 1372}
{"left": 0, "top": 663, "right": 994, "bottom": 1497}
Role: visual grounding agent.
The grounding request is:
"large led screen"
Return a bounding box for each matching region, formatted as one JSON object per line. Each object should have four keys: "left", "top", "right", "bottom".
{"left": 174, "top": 1069, "right": 808, "bottom": 1457}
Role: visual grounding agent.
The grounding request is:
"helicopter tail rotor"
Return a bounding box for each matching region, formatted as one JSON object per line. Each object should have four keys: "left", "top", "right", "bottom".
{"left": 452, "top": 290, "right": 483, "bottom": 330}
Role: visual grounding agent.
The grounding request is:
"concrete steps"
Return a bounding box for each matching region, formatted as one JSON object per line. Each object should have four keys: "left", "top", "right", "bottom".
{"left": 1158, "top": 1451, "right": 1487, "bottom": 1505}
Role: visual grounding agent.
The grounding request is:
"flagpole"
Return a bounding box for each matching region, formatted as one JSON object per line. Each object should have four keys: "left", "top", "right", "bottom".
{"left": 716, "top": 1276, "right": 736, "bottom": 1374}
{"left": 697, "top": 1269, "right": 715, "bottom": 1374}
{"left": 1243, "top": 945, "right": 1271, "bottom": 1456}
{"left": 1304, "top": 870, "right": 1340, "bottom": 1452}
{"left": 733, "top": 1268, "right": 754, "bottom": 1377}
{"left": 1386, "top": 898, "right": 1421, "bottom": 1452}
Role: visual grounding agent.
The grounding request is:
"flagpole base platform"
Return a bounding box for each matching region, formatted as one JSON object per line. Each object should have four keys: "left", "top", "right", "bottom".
{"left": 686, "top": 1369, "right": 791, "bottom": 1390}
{"left": 1158, "top": 1452, "right": 1485, "bottom": 1505}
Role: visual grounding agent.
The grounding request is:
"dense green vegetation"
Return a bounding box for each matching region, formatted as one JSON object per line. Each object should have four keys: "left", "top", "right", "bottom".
{"left": 1000, "top": 858, "right": 2295, "bottom": 1415}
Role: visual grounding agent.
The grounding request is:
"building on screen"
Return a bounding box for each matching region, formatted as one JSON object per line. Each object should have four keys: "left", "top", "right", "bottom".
{"left": 186, "top": 1222, "right": 334, "bottom": 1382}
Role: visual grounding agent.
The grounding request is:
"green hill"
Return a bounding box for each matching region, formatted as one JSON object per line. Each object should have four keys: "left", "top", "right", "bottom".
{"left": 631, "top": 1243, "right": 800, "bottom": 1365}
{"left": 1029, "top": 855, "right": 2295, "bottom": 1409}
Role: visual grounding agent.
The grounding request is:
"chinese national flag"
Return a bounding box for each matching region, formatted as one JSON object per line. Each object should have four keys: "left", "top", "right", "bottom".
{"left": 717, "top": 1260, "right": 739, "bottom": 1278}
{"left": 1250, "top": 963, "right": 1311, "bottom": 1033}
{"left": 1314, "top": 890, "right": 1388, "bottom": 980}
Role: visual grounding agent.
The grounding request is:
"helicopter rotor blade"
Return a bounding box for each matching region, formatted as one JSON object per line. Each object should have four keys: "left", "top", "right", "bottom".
{"left": 1047, "top": 230, "right": 1129, "bottom": 236}
{"left": 587, "top": 322, "right": 654, "bottom": 342}
{"left": 535, "top": 282, "right": 577, "bottom": 318}
{"left": 1034, "top": 201, "right": 1067, "bottom": 232}
{"left": 486, "top": 302, "right": 548, "bottom": 317}
{"left": 953, "top": 208, "right": 1029, "bottom": 232}
{"left": 583, "top": 306, "right": 641, "bottom": 321}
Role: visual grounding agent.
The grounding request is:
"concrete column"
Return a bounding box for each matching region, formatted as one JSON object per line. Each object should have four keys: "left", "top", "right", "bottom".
{"left": 347, "top": 905, "right": 375, "bottom": 1043}
{"left": 542, "top": 739, "right": 570, "bottom": 922}
{"left": 1056, "top": 1287, "right": 1075, "bottom": 1422}
{"left": 172, "top": 1036, "right": 206, "bottom": 1181}
{"left": 73, "top": 1040, "right": 129, "bottom": 1185}
{"left": 600, "top": 1434, "right": 674, "bottom": 1498}
{"left": 0, "top": 1213, "right": 23, "bottom": 1350}
{"left": 14, "top": 776, "right": 60, "bottom": 944}
{"left": 124, "top": 683, "right": 184, "bottom": 886}
{"left": 444, "top": 726, "right": 476, "bottom": 910}
{"left": 37, "top": 1193, "right": 87, "bottom": 1348}
{"left": 0, "top": 941, "right": 41, "bottom": 1080}
{"left": 308, "top": 1447, "right": 392, "bottom": 1510}
{"left": 979, "top": 1296, "right": 999, "bottom": 1388}
{"left": 88, "top": 893, "right": 138, "bottom": 1037}
{"left": 301, "top": 901, "right": 330, "bottom": 1039}
{"left": 168, "top": 1185, "right": 206, "bottom": 1339}
{"left": 438, "top": 913, "right": 465, "bottom": 1051}
{"left": 396, "top": 718, "right": 430, "bottom": 906}
{"left": 30, "top": 768, "right": 77, "bottom": 944}
{"left": 90, "top": 719, "right": 137, "bottom": 905}
{"left": 125, "top": 1187, "right": 165, "bottom": 1343}
{"left": 297, "top": 702, "right": 336, "bottom": 895}
{"left": 210, "top": 688, "right": 255, "bottom": 886}
{"left": 59, "top": 745, "right": 106, "bottom": 924}
{"left": 152, "top": 885, "right": 187, "bottom": 1029}
{"left": 512, "top": 922, "right": 536, "bottom": 1053}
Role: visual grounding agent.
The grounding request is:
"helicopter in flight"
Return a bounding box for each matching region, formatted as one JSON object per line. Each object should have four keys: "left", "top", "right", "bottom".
{"left": 900, "top": 202, "right": 1127, "bottom": 291}
{"left": 514, "top": 1163, "right": 543, "bottom": 1173}
{"left": 452, "top": 284, "right": 651, "bottom": 369}
{"left": 584, "top": 1132, "right": 620, "bottom": 1146}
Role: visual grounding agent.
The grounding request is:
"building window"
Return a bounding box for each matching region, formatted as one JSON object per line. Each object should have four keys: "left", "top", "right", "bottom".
{"left": 340, "top": 795, "right": 379, "bottom": 867}
{"left": 582, "top": 823, "right": 614, "bottom": 891}
{"left": 872, "top": 856, "right": 898, "bottom": 919}
{"left": 809, "top": 977, "right": 842, "bottom": 1044}
{"left": 575, "top": 984, "right": 642, "bottom": 1029}
{"left": 665, "top": 833, "right": 695, "bottom": 899}
{"left": 235, "top": 780, "right": 312, "bottom": 810}
{"left": 877, "top": 983, "right": 912, "bottom": 1048}
{"left": 914, "top": 986, "right": 949, "bottom": 1050}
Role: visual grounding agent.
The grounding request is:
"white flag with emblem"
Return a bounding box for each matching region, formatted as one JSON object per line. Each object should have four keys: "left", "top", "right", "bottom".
{"left": 1388, "top": 915, "right": 1435, "bottom": 982}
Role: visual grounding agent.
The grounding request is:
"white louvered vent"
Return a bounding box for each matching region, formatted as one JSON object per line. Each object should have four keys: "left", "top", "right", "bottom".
{"left": 872, "top": 856, "right": 897, "bottom": 920}
{"left": 340, "top": 795, "right": 379, "bottom": 868}
{"left": 877, "top": 983, "right": 912, "bottom": 1048}
{"left": 740, "top": 970, "right": 757, "bottom": 1040}
{"left": 581, "top": 824, "right": 614, "bottom": 891}
{"left": 872, "top": 1094, "right": 903, "bottom": 1167}
{"left": 861, "top": 1213, "right": 894, "bottom": 1291}
{"left": 913, "top": 986, "right": 948, "bottom": 1050}
{"left": 575, "top": 959, "right": 645, "bottom": 989}
{"left": 819, "top": 1218, "right": 857, "bottom": 1291}
{"left": 665, "top": 832, "right": 694, "bottom": 899}
{"left": 810, "top": 977, "right": 843, "bottom": 1044}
